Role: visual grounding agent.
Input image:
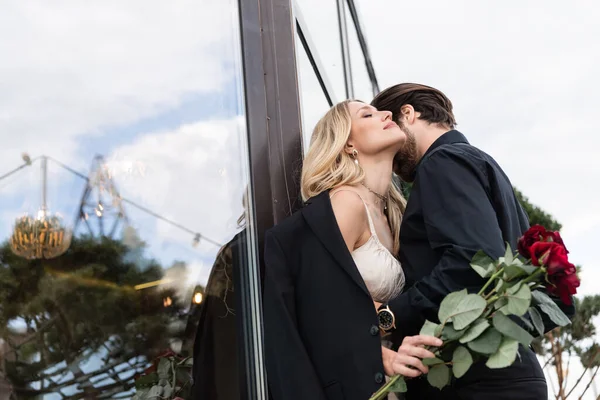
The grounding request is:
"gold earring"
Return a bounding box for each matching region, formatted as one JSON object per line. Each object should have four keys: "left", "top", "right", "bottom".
{"left": 352, "top": 149, "right": 359, "bottom": 165}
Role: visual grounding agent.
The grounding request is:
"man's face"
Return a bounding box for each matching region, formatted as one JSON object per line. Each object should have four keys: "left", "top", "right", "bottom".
{"left": 393, "top": 119, "right": 420, "bottom": 183}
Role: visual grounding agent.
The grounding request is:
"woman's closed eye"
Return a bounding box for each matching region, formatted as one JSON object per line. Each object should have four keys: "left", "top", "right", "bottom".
{"left": 363, "top": 113, "right": 373, "bottom": 118}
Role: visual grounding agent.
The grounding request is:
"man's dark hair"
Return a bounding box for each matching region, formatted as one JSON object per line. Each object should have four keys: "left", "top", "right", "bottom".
{"left": 371, "top": 83, "right": 457, "bottom": 129}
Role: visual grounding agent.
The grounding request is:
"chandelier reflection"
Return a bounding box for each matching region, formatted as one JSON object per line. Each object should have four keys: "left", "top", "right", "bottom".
{"left": 10, "top": 210, "right": 72, "bottom": 259}
{"left": 10, "top": 156, "right": 72, "bottom": 259}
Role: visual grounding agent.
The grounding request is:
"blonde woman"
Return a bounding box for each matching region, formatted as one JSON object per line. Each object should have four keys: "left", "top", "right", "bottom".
{"left": 263, "top": 101, "right": 442, "bottom": 400}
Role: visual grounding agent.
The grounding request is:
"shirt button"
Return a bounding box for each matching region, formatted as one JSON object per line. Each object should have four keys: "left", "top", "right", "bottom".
{"left": 375, "top": 372, "right": 384, "bottom": 384}
{"left": 370, "top": 325, "right": 379, "bottom": 336}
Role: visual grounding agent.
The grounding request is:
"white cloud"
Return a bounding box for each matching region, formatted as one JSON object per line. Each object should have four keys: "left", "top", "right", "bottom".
{"left": 0, "top": 0, "right": 238, "bottom": 172}
{"left": 106, "top": 117, "right": 248, "bottom": 251}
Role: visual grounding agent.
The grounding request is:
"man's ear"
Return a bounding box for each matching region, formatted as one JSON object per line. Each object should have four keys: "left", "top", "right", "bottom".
{"left": 401, "top": 104, "right": 417, "bottom": 125}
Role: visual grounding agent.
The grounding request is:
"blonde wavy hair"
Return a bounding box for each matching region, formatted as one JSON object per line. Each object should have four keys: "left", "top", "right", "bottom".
{"left": 300, "top": 100, "right": 407, "bottom": 254}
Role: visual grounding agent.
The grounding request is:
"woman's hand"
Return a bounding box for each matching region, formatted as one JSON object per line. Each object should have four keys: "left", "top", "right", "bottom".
{"left": 373, "top": 300, "right": 382, "bottom": 311}
{"left": 381, "top": 335, "right": 443, "bottom": 378}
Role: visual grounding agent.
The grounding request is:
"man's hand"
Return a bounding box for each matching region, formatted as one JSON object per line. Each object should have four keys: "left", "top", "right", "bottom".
{"left": 381, "top": 335, "right": 442, "bottom": 378}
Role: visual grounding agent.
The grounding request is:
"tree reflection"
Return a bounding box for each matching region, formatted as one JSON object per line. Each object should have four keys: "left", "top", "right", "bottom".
{"left": 0, "top": 235, "right": 186, "bottom": 398}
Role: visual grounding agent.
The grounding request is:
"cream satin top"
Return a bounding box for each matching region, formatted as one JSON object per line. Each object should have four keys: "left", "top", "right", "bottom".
{"left": 331, "top": 190, "right": 405, "bottom": 303}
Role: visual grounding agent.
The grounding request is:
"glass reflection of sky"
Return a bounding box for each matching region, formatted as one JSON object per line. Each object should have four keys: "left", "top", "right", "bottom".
{"left": 0, "top": 5, "right": 248, "bottom": 291}
{"left": 0, "top": 2, "right": 249, "bottom": 398}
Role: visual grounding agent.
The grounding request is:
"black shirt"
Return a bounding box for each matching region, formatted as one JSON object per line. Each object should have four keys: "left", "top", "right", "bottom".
{"left": 389, "top": 130, "right": 531, "bottom": 339}
{"left": 388, "top": 130, "right": 555, "bottom": 399}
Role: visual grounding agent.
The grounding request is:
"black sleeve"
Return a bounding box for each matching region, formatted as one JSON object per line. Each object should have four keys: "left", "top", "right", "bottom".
{"left": 388, "top": 149, "right": 505, "bottom": 343}
{"left": 262, "top": 231, "right": 327, "bottom": 400}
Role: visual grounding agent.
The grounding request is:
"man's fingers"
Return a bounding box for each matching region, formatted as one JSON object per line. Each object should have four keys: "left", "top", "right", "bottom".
{"left": 394, "top": 355, "right": 429, "bottom": 375}
{"left": 393, "top": 363, "right": 423, "bottom": 378}
{"left": 404, "top": 334, "right": 443, "bottom": 347}
{"left": 400, "top": 345, "right": 437, "bottom": 360}
{"left": 381, "top": 347, "right": 397, "bottom": 376}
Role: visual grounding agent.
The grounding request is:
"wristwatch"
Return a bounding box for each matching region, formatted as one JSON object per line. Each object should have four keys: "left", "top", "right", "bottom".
{"left": 377, "top": 304, "right": 396, "bottom": 332}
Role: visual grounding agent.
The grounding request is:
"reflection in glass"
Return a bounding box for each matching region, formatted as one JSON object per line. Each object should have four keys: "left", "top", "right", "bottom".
{"left": 345, "top": 5, "right": 377, "bottom": 103}
{"left": 296, "top": 35, "right": 333, "bottom": 151}
{"left": 295, "top": 0, "right": 345, "bottom": 101}
{"left": 0, "top": 2, "right": 252, "bottom": 399}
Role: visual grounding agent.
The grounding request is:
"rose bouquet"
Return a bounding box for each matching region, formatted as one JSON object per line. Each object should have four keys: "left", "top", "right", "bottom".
{"left": 370, "top": 225, "right": 580, "bottom": 399}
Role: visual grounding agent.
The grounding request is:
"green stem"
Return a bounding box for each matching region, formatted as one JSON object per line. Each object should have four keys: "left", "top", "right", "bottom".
{"left": 369, "top": 347, "right": 442, "bottom": 400}
{"left": 369, "top": 375, "right": 401, "bottom": 400}
{"left": 478, "top": 268, "right": 505, "bottom": 296}
{"left": 484, "top": 288, "right": 497, "bottom": 300}
{"left": 486, "top": 295, "right": 500, "bottom": 306}
{"left": 521, "top": 267, "right": 546, "bottom": 286}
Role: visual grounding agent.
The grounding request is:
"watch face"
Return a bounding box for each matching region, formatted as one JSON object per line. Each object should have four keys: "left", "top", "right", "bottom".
{"left": 378, "top": 310, "right": 394, "bottom": 330}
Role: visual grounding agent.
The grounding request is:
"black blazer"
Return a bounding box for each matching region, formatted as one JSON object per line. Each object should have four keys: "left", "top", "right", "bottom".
{"left": 263, "top": 191, "right": 387, "bottom": 400}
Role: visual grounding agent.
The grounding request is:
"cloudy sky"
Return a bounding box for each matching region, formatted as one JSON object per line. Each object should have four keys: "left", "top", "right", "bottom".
{"left": 0, "top": 0, "right": 598, "bottom": 397}
{"left": 0, "top": 0, "right": 249, "bottom": 289}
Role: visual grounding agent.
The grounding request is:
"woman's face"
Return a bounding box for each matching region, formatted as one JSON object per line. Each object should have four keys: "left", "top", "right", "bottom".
{"left": 346, "top": 101, "right": 406, "bottom": 158}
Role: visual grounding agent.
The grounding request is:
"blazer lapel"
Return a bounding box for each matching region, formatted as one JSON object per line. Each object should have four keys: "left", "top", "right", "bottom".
{"left": 302, "top": 191, "right": 370, "bottom": 297}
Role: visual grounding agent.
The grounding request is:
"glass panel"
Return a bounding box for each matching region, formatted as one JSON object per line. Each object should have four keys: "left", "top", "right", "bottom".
{"left": 346, "top": 6, "right": 375, "bottom": 102}
{"left": 0, "top": 2, "right": 254, "bottom": 399}
{"left": 295, "top": 34, "right": 333, "bottom": 152}
{"left": 295, "top": 0, "right": 344, "bottom": 102}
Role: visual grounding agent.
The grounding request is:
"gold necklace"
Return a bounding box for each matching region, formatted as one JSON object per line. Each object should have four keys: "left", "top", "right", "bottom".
{"left": 361, "top": 182, "right": 388, "bottom": 210}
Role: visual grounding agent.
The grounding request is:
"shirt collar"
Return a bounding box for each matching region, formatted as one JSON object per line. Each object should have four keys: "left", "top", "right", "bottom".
{"left": 419, "top": 129, "right": 469, "bottom": 161}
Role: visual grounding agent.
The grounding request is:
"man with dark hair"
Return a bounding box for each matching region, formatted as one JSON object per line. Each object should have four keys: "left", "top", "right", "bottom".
{"left": 370, "top": 83, "right": 574, "bottom": 399}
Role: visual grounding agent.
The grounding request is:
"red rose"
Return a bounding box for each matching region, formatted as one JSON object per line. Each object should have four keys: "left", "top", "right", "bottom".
{"left": 529, "top": 241, "right": 558, "bottom": 266}
{"left": 518, "top": 225, "right": 548, "bottom": 259}
{"left": 530, "top": 240, "right": 579, "bottom": 305}
{"left": 547, "top": 267, "right": 580, "bottom": 306}
{"left": 518, "top": 225, "right": 568, "bottom": 259}
{"left": 544, "top": 243, "right": 572, "bottom": 275}
{"left": 545, "top": 230, "right": 568, "bottom": 252}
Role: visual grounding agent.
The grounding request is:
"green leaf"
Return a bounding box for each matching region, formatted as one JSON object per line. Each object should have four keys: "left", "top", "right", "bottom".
{"left": 519, "top": 315, "right": 534, "bottom": 331}
{"left": 511, "top": 257, "right": 524, "bottom": 266}
{"left": 517, "top": 263, "right": 537, "bottom": 275}
{"left": 420, "top": 320, "right": 441, "bottom": 337}
{"left": 503, "top": 265, "right": 528, "bottom": 281}
{"left": 157, "top": 358, "right": 170, "bottom": 380}
{"left": 423, "top": 357, "right": 445, "bottom": 366}
{"left": 505, "top": 283, "right": 532, "bottom": 316}
{"left": 504, "top": 243, "right": 514, "bottom": 265}
{"left": 162, "top": 383, "right": 173, "bottom": 398}
{"left": 442, "top": 324, "right": 466, "bottom": 341}
{"left": 531, "top": 291, "right": 571, "bottom": 327}
{"left": 492, "top": 312, "right": 534, "bottom": 347}
{"left": 494, "top": 278, "right": 505, "bottom": 293}
{"left": 438, "top": 289, "right": 468, "bottom": 323}
{"left": 470, "top": 250, "right": 495, "bottom": 278}
{"left": 389, "top": 376, "right": 408, "bottom": 393}
{"left": 135, "top": 372, "right": 159, "bottom": 389}
{"left": 528, "top": 307, "right": 545, "bottom": 337}
{"left": 494, "top": 297, "right": 508, "bottom": 310}
{"left": 459, "top": 319, "right": 490, "bottom": 343}
{"left": 452, "top": 294, "right": 487, "bottom": 330}
{"left": 452, "top": 346, "right": 473, "bottom": 378}
{"left": 427, "top": 364, "right": 451, "bottom": 390}
{"left": 467, "top": 327, "right": 502, "bottom": 354}
{"left": 486, "top": 337, "right": 519, "bottom": 369}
